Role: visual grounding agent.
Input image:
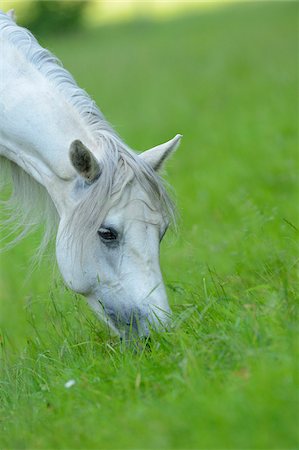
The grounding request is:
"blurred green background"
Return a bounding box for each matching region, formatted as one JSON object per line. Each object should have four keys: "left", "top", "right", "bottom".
{"left": 3, "top": 0, "right": 233, "bottom": 30}
{"left": 0, "top": 1, "right": 298, "bottom": 449}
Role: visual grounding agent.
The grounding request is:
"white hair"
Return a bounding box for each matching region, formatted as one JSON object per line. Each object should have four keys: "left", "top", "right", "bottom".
{"left": 0, "top": 11, "right": 175, "bottom": 258}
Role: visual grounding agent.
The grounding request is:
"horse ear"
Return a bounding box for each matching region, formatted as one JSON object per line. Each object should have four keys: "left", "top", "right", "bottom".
{"left": 7, "top": 9, "right": 16, "bottom": 22}
{"left": 140, "top": 134, "right": 182, "bottom": 171}
{"left": 69, "top": 140, "right": 101, "bottom": 183}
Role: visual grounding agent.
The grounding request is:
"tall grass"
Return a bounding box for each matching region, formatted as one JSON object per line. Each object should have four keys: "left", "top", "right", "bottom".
{"left": 0, "top": 2, "right": 298, "bottom": 448}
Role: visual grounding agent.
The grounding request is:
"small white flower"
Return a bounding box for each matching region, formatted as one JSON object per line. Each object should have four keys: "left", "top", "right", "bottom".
{"left": 64, "top": 379, "right": 76, "bottom": 389}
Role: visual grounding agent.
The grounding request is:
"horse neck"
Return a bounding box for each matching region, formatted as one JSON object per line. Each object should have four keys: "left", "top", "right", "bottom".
{"left": 0, "top": 41, "right": 100, "bottom": 216}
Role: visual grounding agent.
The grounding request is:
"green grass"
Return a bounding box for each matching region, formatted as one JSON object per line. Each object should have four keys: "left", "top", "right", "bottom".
{"left": 0, "top": 2, "right": 298, "bottom": 449}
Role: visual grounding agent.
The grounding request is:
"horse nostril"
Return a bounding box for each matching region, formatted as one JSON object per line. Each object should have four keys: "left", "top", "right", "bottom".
{"left": 126, "top": 317, "right": 141, "bottom": 332}
{"left": 125, "top": 309, "right": 146, "bottom": 331}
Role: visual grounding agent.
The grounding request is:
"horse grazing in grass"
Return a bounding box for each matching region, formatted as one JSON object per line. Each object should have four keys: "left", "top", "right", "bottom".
{"left": 0, "top": 10, "right": 181, "bottom": 338}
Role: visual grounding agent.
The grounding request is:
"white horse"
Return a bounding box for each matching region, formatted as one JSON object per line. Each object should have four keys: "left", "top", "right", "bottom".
{"left": 0, "top": 10, "right": 181, "bottom": 338}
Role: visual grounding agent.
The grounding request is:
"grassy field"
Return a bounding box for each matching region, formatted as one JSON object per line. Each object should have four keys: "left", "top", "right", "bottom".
{"left": 0, "top": 2, "right": 298, "bottom": 449}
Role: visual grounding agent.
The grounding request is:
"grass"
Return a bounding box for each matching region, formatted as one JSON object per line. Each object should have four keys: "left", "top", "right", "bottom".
{"left": 0, "top": 2, "right": 298, "bottom": 449}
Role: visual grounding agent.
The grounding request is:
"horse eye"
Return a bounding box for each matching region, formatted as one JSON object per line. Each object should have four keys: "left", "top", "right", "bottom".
{"left": 98, "top": 227, "right": 118, "bottom": 242}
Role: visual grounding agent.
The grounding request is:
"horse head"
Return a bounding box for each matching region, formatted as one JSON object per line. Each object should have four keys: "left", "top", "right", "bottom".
{"left": 56, "top": 135, "right": 181, "bottom": 339}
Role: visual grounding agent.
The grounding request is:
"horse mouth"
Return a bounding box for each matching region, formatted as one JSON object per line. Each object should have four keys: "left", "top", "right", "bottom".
{"left": 105, "top": 309, "right": 151, "bottom": 338}
{"left": 103, "top": 303, "right": 172, "bottom": 340}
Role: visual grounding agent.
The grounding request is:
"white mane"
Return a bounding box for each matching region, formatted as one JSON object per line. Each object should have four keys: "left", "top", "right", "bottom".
{"left": 0, "top": 11, "right": 175, "bottom": 258}
{"left": 0, "top": 10, "right": 114, "bottom": 139}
